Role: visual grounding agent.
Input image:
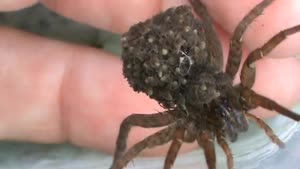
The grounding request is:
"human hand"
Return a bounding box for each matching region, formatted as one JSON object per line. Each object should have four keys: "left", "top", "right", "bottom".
{"left": 0, "top": 0, "right": 299, "bottom": 156}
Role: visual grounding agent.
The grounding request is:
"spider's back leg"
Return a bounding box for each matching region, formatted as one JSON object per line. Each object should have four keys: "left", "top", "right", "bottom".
{"left": 189, "top": 0, "right": 223, "bottom": 69}
{"left": 239, "top": 25, "right": 300, "bottom": 123}
{"left": 225, "top": 0, "right": 275, "bottom": 78}
{"left": 240, "top": 25, "right": 300, "bottom": 88}
{"left": 242, "top": 88, "right": 300, "bottom": 121}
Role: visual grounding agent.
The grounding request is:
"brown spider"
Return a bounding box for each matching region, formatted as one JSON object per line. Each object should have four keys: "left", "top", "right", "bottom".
{"left": 110, "top": 0, "right": 300, "bottom": 169}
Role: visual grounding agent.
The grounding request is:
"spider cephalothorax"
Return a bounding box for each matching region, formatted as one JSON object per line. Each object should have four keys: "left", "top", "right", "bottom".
{"left": 111, "top": 0, "right": 300, "bottom": 169}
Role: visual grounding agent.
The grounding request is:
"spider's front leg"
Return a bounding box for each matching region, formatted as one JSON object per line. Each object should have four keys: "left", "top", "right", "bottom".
{"left": 216, "top": 132, "right": 233, "bottom": 169}
{"left": 239, "top": 25, "right": 300, "bottom": 121}
{"left": 111, "top": 125, "right": 177, "bottom": 169}
{"left": 245, "top": 112, "right": 284, "bottom": 148}
{"left": 197, "top": 131, "right": 216, "bottom": 169}
{"left": 112, "top": 110, "right": 178, "bottom": 166}
{"left": 163, "top": 123, "right": 200, "bottom": 169}
{"left": 163, "top": 127, "right": 185, "bottom": 169}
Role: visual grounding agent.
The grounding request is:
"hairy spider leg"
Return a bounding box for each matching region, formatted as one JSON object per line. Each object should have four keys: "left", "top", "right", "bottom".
{"left": 245, "top": 112, "right": 284, "bottom": 148}
{"left": 197, "top": 131, "right": 216, "bottom": 169}
{"left": 188, "top": 0, "right": 224, "bottom": 69}
{"left": 242, "top": 88, "right": 300, "bottom": 121}
{"left": 163, "top": 127, "right": 185, "bottom": 169}
{"left": 238, "top": 25, "right": 300, "bottom": 120}
{"left": 111, "top": 125, "right": 177, "bottom": 169}
{"left": 216, "top": 133, "right": 233, "bottom": 169}
{"left": 112, "top": 110, "right": 178, "bottom": 166}
{"left": 225, "top": 0, "right": 275, "bottom": 78}
{"left": 241, "top": 25, "right": 300, "bottom": 88}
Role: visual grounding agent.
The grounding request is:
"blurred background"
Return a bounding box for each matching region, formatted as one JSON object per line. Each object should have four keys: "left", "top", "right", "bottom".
{"left": 0, "top": 3, "right": 299, "bottom": 169}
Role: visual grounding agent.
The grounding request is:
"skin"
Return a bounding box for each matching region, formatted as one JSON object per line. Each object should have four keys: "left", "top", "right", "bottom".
{"left": 0, "top": 0, "right": 299, "bottom": 156}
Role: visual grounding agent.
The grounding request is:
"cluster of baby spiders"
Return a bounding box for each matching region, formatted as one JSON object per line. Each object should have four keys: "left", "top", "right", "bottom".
{"left": 110, "top": 0, "right": 300, "bottom": 169}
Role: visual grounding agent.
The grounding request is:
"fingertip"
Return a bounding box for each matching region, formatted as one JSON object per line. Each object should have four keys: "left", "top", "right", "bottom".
{"left": 42, "top": 0, "right": 161, "bottom": 33}
{"left": 200, "top": 0, "right": 300, "bottom": 58}
{"left": 0, "top": 0, "right": 38, "bottom": 11}
{"left": 161, "top": 0, "right": 188, "bottom": 10}
{"left": 250, "top": 56, "right": 300, "bottom": 118}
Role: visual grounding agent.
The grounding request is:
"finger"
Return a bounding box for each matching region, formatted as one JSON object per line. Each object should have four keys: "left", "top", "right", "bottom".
{"left": 201, "top": 0, "right": 300, "bottom": 58}
{"left": 0, "top": 26, "right": 68, "bottom": 143}
{"left": 0, "top": 0, "right": 38, "bottom": 11}
{"left": 251, "top": 56, "right": 300, "bottom": 117}
{"left": 161, "top": 0, "right": 188, "bottom": 9}
{"left": 41, "top": 0, "right": 162, "bottom": 33}
{"left": 0, "top": 27, "right": 161, "bottom": 152}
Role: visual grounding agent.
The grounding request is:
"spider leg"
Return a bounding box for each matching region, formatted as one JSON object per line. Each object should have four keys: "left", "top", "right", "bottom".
{"left": 183, "top": 130, "right": 197, "bottom": 143}
{"left": 197, "top": 131, "right": 216, "bottom": 169}
{"left": 240, "top": 25, "right": 300, "bottom": 88}
{"left": 245, "top": 112, "right": 284, "bottom": 148}
{"left": 163, "top": 127, "right": 185, "bottom": 169}
{"left": 216, "top": 133, "right": 233, "bottom": 169}
{"left": 112, "top": 110, "right": 178, "bottom": 165}
{"left": 242, "top": 88, "right": 300, "bottom": 121}
{"left": 111, "top": 125, "right": 177, "bottom": 169}
{"left": 188, "top": 0, "right": 223, "bottom": 69}
{"left": 226, "top": 0, "right": 275, "bottom": 78}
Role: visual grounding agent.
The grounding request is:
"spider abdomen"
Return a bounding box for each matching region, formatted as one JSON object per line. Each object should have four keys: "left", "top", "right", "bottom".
{"left": 121, "top": 6, "right": 210, "bottom": 108}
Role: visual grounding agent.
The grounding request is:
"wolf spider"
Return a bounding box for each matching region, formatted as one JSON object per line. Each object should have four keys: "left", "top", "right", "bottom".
{"left": 110, "top": 0, "right": 300, "bottom": 169}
